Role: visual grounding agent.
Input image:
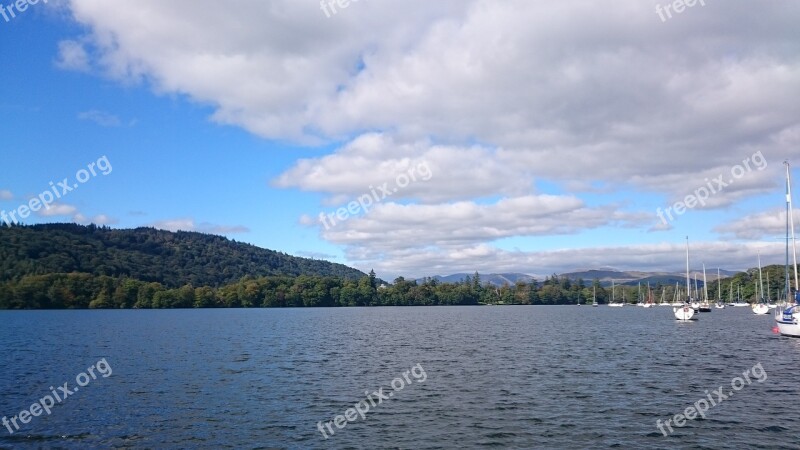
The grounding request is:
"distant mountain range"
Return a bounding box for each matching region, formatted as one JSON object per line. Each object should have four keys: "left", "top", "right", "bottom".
{"left": 561, "top": 268, "right": 739, "bottom": 286}
{"left": 421, "top": 268, "right": 741, "bottom": 287}
{"left": 417, "top": 273, "right": 535, "bottom": 286}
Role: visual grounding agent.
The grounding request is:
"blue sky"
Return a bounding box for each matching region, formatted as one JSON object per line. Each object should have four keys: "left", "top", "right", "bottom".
{"left": 1, "top": 1, "right": 799, "bottom": 279}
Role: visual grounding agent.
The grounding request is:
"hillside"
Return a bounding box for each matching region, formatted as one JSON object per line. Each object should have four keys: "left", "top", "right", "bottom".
{"left": 0, "top": 223, "right": 365, "bottom": 287}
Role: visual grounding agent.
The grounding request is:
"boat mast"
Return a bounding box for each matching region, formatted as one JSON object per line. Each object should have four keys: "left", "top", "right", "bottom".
{"left": 786, "top": 161, "right": 799, "bottom": 303}
{"left": 755, "top": 279, "right": 758, "bottom": 303}
{"left": 718, "top": 268, "right": 721, "bottom": 302}
{"left": 612, "top": 279, "right": 615, "bottom": 303}
{"left": 787, "top": 161, "right": 790, "bottom": 301}
{"left": 685, "top": 236, "right": 691, "bottom": 302}
{"left": 758, "top": 251, "right": 764, "bottom": 302}
{"left": 767, "top": 276, "right": 771, "bottom": 302}
{"left": 703, "top": 264, "right": 708, "bottom": 302}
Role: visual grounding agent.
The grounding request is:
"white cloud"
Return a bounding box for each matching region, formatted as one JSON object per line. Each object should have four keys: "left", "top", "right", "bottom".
{"left": 54, "top": 39, "right": 91, "bottom": 72}
{"left": 361, "top": 240, "right": 786, "bottom": 281}
{"left": 38, "top": 203, "right": 78, "bottom": 217}
{"left": 648, "top": 221, "right": 673, "bottom": 233}
{"left": 298, "top": 214, "right": 314, "bottom": 226}
{"left": 296, "top": 251, "right": 338, "bottom": 260}
{"left": 714, "top": 208, "right": 799, "bottom": 240}
{"left": 275, "top": 133, "right": 524, "bottom": 204}
{"left": 78, "top": 109, "right": 122, "bottom": 127}
{"left": 61, "top": 0, "right": 800, "bottom": 276}
{"left": 33, "top": 203, "right": 118, "bottom": 226}
{"left": 74, "top": 213, "right": 118, "bottom": 225}
{"left": 319, "top": 196, "right": 647, "bottom": 248}
{"left": 0, "top": 190, "right": 12, "bottom": 200}
{"left": 150, "top": 218, "right": 249, "bottom": 234}
{"left": 311, "top": 196, "right": 653, "bottom": 277}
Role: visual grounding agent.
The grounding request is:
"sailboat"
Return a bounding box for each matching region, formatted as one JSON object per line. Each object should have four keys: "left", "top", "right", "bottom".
{"left": 753, "top": 252, "right": 770, "bottom": 315}
{"left": 766, "top": 276, "right": 778, "bottom": 309}
{"left": 642, "top": 282, "right": 655, "bottom": 308}
{"left": 636, "top": 282, "right": 644, "bottom": 307}
{"left": 690, "top": 274, "right": 701, "bottom": 311}
{"left": 592, "top": 285, "right": 599, "bottom": 307}
{"left": 674, "top": 237, "right": 697, "bottom": 321}
{"left": 776, "top": 161, "right": 800, "bottom": 337}
{"left": 608, "top": 279, "right": 623, "bottom": 307}
{"left": 671, "top": 282, "right": 683, "bottom": 306}
{"left": 659, "top": 288, "right": 670, "bottom": 306}
{"left": 733, "top": 284, "right": 748, "bottom": 307}
{"left": 726, "top": 282, "right": 734, "bottom": 307}
{"left": 715, "top": 268, "right": 725, "bottom": 309}
{"left": 699, "top": 264, "right": 712, "bottom": 312}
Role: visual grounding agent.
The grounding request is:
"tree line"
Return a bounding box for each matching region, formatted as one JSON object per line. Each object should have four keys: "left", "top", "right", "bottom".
{"left": 0, "top": 271, "right": 687, "bottom": 309}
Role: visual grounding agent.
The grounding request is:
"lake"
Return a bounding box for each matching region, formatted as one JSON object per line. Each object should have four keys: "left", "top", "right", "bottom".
{"left": 1, "top": 306, "right": 799, "bottom": 449}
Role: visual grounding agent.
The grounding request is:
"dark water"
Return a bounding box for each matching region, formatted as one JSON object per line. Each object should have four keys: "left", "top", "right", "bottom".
{"left": 1, "top": 306, "right": 799, "bottom": 449}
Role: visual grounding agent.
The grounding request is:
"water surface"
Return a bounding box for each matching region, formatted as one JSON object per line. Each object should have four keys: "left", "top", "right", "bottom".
{"left": 1, "top": 306, "right": 798, "bottom": 449}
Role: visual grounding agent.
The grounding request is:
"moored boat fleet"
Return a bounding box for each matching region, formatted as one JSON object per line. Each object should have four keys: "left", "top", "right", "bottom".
{"left": 600, "top": 161, "right": 800, "bottom": 338}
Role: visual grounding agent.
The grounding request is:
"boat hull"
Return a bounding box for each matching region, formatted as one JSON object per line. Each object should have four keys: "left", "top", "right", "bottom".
{"left": 674, "top": 306, "right": 697, "bottom": 321}
{"left": 777, "top": 307, "right": 800, "bottom": 337}
{"left": 753, "top": 304, "right": 770, "bottom": 315}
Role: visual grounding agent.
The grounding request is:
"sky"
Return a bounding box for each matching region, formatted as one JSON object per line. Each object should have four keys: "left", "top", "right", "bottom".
{"left": 1, "top": 0, "right": 799, "bottom": 280}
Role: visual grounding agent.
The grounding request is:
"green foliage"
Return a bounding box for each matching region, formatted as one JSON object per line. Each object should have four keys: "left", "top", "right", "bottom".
{"left": 0, "top": 223, "right": 365, "bottom": 288}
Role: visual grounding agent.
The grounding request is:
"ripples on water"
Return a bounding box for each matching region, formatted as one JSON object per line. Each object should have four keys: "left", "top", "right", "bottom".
{"left": 1, "top": 306, "right": 799, "bottom": 449}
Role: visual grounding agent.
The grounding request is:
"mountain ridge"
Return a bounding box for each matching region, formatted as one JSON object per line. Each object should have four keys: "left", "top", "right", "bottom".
{"left": 420, "top": 268, "right": 742, "bottom": 287}
{"left": 0, "top": 223, "right": 365, "bottom": 287}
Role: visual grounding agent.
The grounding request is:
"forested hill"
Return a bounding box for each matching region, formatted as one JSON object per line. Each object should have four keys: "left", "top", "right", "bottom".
{"left": 0, "top": 223, "right": 365, "bottom": 287}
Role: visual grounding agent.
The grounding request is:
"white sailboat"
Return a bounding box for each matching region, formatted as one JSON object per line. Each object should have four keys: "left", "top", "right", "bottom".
{"left": 671, "top": 282, "right": 683, "bottom": 306}
{"left": 753, "top": 252, "right": 770, "bottom": 315}
{"left": 776, "top": 161, "right": 800, "bottom": 337}
{"left": 733, "top": 284, "right": 748, "bottom": 307}
{"left": 699, "top": 264, "right": 712, "bottom": 312}
{"left": 608, "top": 279, "right": 623, "bottom": 307}
{"left": 674, "top": 237, "right": 697, "bottom": 321}
{"left": 690, "top": 274, "right": 700, "bottom": 311}
{"left": 642, "top": 282, "right": 655, "bottom": 308}
{"left": 592, "top": 285, "right": 599, "bottom": 307}
{"left": 659, "top": 288, "right": 670, "bottom": 306}
{"left": 715, "top": 268, "right": 725, "bottom": 308}
{"left": 766, "top": 276, "right": 777, "bottom": 309}
{"left": 637, "top": 282, "right": 644, "bottom": 307}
